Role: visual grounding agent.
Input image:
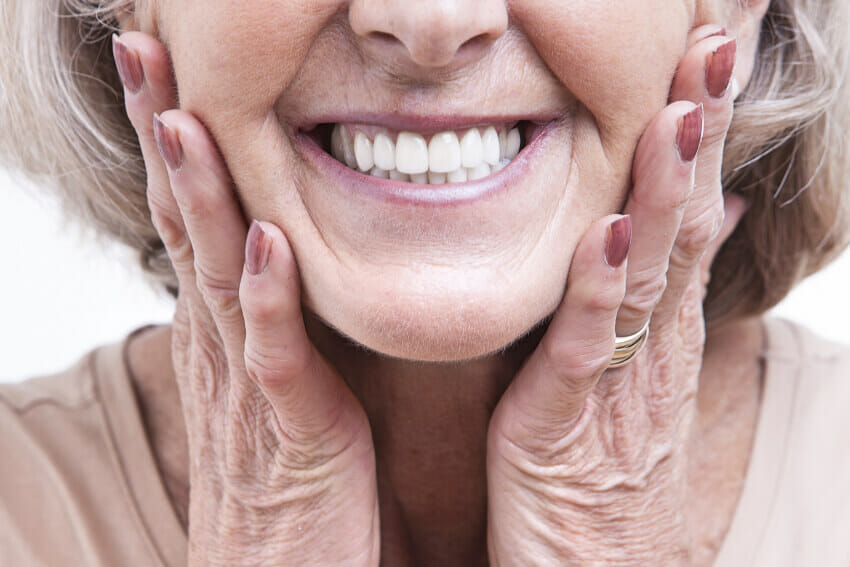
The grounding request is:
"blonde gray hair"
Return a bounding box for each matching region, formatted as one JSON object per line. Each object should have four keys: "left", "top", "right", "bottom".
{"left": 1, "top": 0, "right": 849, "bottom": 322}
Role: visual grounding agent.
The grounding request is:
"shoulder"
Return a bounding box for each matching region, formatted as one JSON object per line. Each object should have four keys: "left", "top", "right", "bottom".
{"left": 0, "top": 349, "right": 99, "bottom": 414}
{"left": 0, "top": 336, "right": 161, "bottom": 566}
{"left": 748, "top": 318, "right": 850, "bottom": 565}
{"left": 762, "top": 317, "right": 850, "bottom": 412}
{"left": 763, "top": 317, "right": 850, "bottom": 367}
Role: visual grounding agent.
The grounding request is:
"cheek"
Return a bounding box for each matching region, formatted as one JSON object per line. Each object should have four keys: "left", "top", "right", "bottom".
{"left": 513, "top": 1, "right": 690, "bottom": 150}
{"left": 163, "top": 0, "right": 340, "bottom": 127}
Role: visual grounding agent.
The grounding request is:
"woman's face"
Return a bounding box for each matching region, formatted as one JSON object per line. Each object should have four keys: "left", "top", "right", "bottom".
{"left": 147, "top": 0, "right": 730, "bottom": 361}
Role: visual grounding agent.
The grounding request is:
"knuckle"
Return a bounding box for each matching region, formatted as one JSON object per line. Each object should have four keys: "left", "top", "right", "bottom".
{"left": 244, "top": 344, "right": 312, "bottom": 394}
{"left": 190, "top": 337, "right": 229, "bottom": 403}
{"left": 583, "top": 287, "right": 623, "bottom": 313}
{"left": 673, "top": 204, "right": 724, "bottom": 266}
{"left": 623, "top": 268, "right": 668, "bottom": 314}
{"left": 241, "top": 283, "right": 282, "bottom": 327}
{"left": 195, "top": 263, "right": 241, "bottom": 320}
{"left": 163, "top": 226, "right": 193, "bottom": 267}
{"left": 542, "top": 338, "right": 611, "bottom": 382}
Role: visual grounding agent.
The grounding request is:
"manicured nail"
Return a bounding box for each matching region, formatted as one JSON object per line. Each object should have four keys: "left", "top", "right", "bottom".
{"left": 246, "top": 220, "right": 272, "bottom": 276}
{"left": 112, "top": 34, "right": 144, "bottom": 94}
{"left": 153, "top": 114, "right": 184, "bottom": 171}
{"left": 676, "top": 104, "right": 704, "bottom": 163}
{"left": 606, "top": 215, "right": 632, "bottom": 268}
{"left": 706, "top": 38, "right": 737, "bottom": 98}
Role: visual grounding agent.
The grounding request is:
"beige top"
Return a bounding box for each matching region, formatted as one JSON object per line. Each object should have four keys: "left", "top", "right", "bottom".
{"left": 1, "top": 318, "right": 848, "bottom": 566}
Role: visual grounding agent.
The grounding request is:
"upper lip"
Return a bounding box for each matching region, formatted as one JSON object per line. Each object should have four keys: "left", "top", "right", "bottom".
{"left": 295, "top": 112, "right": 562, "bottom": 135}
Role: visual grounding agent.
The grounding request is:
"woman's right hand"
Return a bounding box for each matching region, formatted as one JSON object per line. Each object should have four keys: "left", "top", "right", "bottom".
{"left": 113, "top": 32, "right": 380, "bottom": 566}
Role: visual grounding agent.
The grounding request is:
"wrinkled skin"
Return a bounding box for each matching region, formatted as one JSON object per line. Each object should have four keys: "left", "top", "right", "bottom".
{"left": 114, "top": 0, "right": 767, "bottom": 564}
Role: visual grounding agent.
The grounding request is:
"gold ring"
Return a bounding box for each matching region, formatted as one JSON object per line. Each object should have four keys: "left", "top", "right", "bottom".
{"left": 608, "top": 320, "right": 650, "bottom": 369}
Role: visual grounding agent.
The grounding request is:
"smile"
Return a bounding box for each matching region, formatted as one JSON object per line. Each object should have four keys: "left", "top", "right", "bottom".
{"left": 325, "top": 123, "right": 524, "bottom": 184}
{"left": 295, "top": 116, "right": 558, "bottom": 204}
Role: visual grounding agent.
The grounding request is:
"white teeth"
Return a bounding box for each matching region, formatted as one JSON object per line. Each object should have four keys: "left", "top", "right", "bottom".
{"left": 373, "top": 132, "right": 395, "bottom": 171}
{"left": 428, "top": 171, "right": 447, "bottom": 184}
{"left": 395, "top": 132, "right": 429, "bottom": 175}
{"left": 492, "top": 158, "right": 510, "bottom": 173}
{"left": 482, "top": 126, "right": 501, "bottom": 166}
{"left": 468, "top": 163, "right": 491, "bottom": 181}
{"left": 506, "top": 128, "right": 521, "bottom": 160}
{"left": 353, "top": 131, "right": 374, "bottom": 171}
{"left": 389, "top": 168, "right": 410, "bottom": 182}
{"left": 369, "top": 166, "right": 389, "bottom": 179}
{"left": 460, "top": 129, "right": 484, "bottom": 168}
{"left": 428, "top": 131, "right": 462, "bottom": 173}
{"left": 498, "top": 129, "right": 508, "bottom": 160}
{"left": 447, "top": 167, "right": 468, "bottom": 183}
{"left": 329, "top": 123, "right": 523, "bottom": 184}
{"left": 340, "top": 125, "right": 357, "bottom": 169}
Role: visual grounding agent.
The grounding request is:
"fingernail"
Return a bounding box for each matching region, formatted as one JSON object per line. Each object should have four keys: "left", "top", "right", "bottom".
{"left": 605, "top": 215, "right": 632, "bottom": 268}
{"left": 696, "top": 26, "right": 727, "bottom": 43}
{"left": 676, "top": 104, "right": 704, "bottom": 163}
{"left": 246, "top": 220, "right": 272, "bottom": 276}
{"left": 112, "top": 34, "right": 144, "bottom": 94}
{"left": 705, "top": 26, "right": 727, "bottom": 39}
{"left": 153, "top": 114, "right": 184, "bottom": 171}
{"left": 706, "top": 38, "right": 737, "bottom": 98}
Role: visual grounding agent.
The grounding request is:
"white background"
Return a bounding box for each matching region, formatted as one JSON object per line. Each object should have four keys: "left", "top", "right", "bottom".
{"left": 1, "top": 168, "right": 848, "bottom": 383}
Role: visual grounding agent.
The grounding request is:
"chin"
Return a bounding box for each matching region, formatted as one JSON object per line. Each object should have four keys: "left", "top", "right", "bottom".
{"left": 305, "top": 270, "right": 563, "bottom": 362}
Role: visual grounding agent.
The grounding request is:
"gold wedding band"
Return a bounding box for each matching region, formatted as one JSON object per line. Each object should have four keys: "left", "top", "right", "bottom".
{"left": 608, "top": 320, "right": 650, "bottom": 369}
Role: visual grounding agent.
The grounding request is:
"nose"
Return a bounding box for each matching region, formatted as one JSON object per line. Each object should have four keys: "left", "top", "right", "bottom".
{"left": 349, "top": 0, "right": 508, "bottom": 69}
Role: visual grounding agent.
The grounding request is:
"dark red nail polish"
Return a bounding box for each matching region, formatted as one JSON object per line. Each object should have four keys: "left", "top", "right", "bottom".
{"left": 153, "top": 114, "right": 184, "bottom": 171}
{"left": 246, "top": 220, "right": 271, "bottom": 276}
{"left": 606, "top": 216, "right": 632, "bottom": 268}
{"left": 112, "top": 35, "right": 144, "bottom": 93}
{"left": 676, "top": 104, "right": 704, "bottom": 163}
{"left": 706, "top": 38, "right": 737, "bottom": 98}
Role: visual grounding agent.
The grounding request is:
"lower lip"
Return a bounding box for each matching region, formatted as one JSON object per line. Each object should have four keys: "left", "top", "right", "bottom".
{"left": 295, "top": 122, "right": 556, "bottom": 206}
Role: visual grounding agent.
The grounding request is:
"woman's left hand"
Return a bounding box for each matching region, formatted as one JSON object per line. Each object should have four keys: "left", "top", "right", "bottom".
{"left": 487, "top": 28, "right": 745, "bottom": 565}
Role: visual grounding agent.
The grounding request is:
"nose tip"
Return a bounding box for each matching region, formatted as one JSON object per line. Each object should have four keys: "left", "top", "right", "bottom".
{"left": 350, "top": 0, "right": 508, "bottom": 69}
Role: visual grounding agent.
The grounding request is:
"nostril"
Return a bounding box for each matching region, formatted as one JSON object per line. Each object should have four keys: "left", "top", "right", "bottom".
{"left": 370, "top": 31, "right": 401, "bottom": 46}
{"left": 459, "top": 33, "right": 492, "bottom": 52}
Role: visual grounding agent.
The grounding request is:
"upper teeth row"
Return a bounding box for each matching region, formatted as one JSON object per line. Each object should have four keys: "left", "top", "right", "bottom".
{"left": 331, "top": 124, "right": 521, "bottom": 179}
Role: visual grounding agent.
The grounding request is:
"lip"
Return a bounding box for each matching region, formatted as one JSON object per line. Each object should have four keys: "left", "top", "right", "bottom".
{"left": 294, "top": 118, "right": 558, "bottom": 206}
{"left": 294, "top": 112, "right": 560, "bottom": 135}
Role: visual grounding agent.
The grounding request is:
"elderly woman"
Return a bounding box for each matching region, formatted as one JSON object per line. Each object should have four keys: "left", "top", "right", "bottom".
{"left": 1, "top": 0, "right": 849, "bottom": 565}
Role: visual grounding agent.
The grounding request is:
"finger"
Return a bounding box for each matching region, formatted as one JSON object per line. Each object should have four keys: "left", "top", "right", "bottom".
{"left": 494, "top": 215, "right": 630, "bottom": 445}
{"left": 657, "top": 36, "right": 737, "bottom": 318}
{"left": 153, "top": 110, "right": 251, "bottom": 397}
{"left": 240, "top": 221, "right": 366, "bottom": 446}
{"left": 614, "top": 102, "right": 703, "bottom": 336}
{"left": 685, "top": 24, "right": 728, "bottom": 50}
{"left": 112, "top": 34, "right": 185, "bottom": 261}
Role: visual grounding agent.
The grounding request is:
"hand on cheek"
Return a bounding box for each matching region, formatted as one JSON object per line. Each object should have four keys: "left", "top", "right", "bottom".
{"left": 486, "top": 27, "right": 745, "bottom": 564}
{"left": 113, "top": 32, "right": 380, "bottom": 566}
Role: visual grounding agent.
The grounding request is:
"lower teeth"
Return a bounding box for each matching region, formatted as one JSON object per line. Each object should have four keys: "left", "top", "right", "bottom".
{"left": 354, "top": 159, "right": 512, "bottom": 184}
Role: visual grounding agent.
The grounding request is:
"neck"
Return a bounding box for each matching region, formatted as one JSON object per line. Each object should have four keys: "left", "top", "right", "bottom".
{"left": 126, "top": 315, "right": 763, "bottom": 567}
{"left": 303, "top": 313, "right": 541, "bottom": 566}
